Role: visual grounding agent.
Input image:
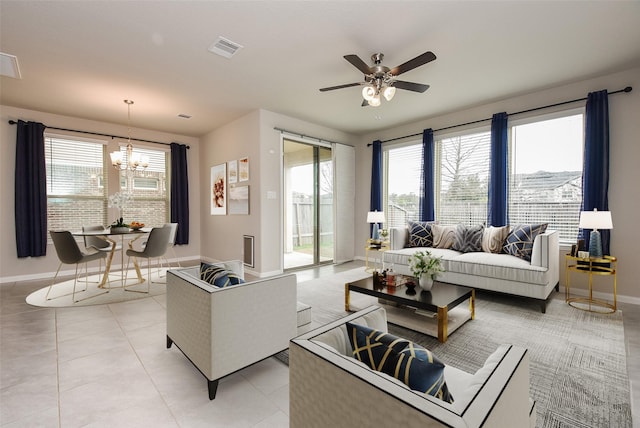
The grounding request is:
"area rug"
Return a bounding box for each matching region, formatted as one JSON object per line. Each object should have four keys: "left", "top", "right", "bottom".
{"left": 281, "top": 267, "right": 632, "bottom": 428}
{"left": 25, "top": 269, "right": 167, "bottom": 308}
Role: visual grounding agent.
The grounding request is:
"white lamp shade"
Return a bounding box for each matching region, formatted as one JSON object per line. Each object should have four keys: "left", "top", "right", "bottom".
{"left": 367, "top": 211, "right": 385, "bottom": 224}
{"left": 579, "top": 209, "right": 613, "bottom": 230}
{"left": 382, "top": 86, "right": 396, "bottom": 101}
{"left": 110, "top": 151, "right": 122, "bottom": 165}
{"left": 368, "top": 95, "right": 381, "bottom": 107}
{"left": 362, "top": 86, "right": 376, "bottom": 101}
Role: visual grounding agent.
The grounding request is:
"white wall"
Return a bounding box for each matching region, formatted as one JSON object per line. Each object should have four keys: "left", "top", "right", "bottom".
{"left": 200, "top": 109, "right": 357, "bottom": 275}
{"left": 0, "top": 105, "right": 201, "bottom": 282}
{"left": 354, "top": 66, "right": 640, "bottom": 302}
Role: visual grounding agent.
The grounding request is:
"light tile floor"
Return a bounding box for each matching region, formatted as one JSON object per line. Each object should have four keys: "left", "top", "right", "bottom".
{"left": 1, "top": 261, "right": 638, "bottom": 427}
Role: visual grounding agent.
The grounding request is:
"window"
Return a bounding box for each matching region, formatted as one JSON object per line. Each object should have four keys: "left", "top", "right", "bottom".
{"left": 45, "top": 134, "right": 107, "bottom": 231}
{"left": 116, "top": 145, "right": 168, "bottom": 227}
{"left": 382, "top": 109, "right": 584, "bottom": 244}
{"left": 509, "top": 111, "right": 584, "bottom": 243}
{"left": 384, "top": 143, "right": 422, "bottom": 228}
{"left": 435, "top": 130, "right": 490, "bottom": 226}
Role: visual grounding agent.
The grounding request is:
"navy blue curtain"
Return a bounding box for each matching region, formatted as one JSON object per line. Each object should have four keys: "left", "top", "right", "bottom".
{"left": 419, "top": 129, "right": 435, "bottom": 221}
{"left": 581, "top": 90, "right": 610, "bottom": 254}
{"left": 370, "top": 140, "right": 382, "bottom": 236}
{"left": 488, "top": 112, "right": 509, "bottom": 226}
{"left": 170, "top": 143, "right": 189, "bottom": 245}
{"left": 15, "top": 120, "right": 47, "bottom": 257}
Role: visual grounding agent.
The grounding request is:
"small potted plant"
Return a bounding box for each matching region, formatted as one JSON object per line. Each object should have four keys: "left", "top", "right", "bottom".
{"left": 110, "top": 217, "right": 130, "bottom": 234}
{"left": 408, "top": 250, "right": 444, "bottom": 291}
{"left": 108, "top": 192, "right": 133, "bottom": 233}
{"left": 379, "top": 228, "right": 389, "bottom": 241}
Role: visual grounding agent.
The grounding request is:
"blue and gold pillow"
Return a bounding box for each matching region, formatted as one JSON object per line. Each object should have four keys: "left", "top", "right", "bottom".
{"left": 408, "top": 221, "right": 434, "bottom": 248}
{"left": 346, "top": 323, "right": 408, "bottom": 371}
{"left": 503, "top": 223, "right": 548, "bottom": 261}
{"left": 345, "top": 323, "right": 454, "bottom": 403}
{"left": 398, "top": 342, "right": 454, "bottom": 403}
{"left": 200, "top": 262, "right": 245, "bottom": 288}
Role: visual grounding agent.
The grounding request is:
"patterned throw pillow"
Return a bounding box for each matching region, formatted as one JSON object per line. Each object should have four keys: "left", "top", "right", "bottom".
{"left": 503, "top": 224, "right": 548, "bottom": 261}
{"left": 345, "top": 323, "right": 454, "bottom": 403}
{"left": 200, "top": 262, "right": 245, "bottom": 288}
{"left": 398, "top": 342, "right": 454, "bottom": 403}
{"left": 432, "top": 224, "right": 457, "bottom": 249}
{"left": 408, "top": 221, "right": 434, "bottom": 247}
{"left": 346, "top": 322, "right": 408, "bottom": 371}
{"left": 452, "top": 224, "right": 484, "bottom": 253}
{"left": 481, "top": 225, "right": 510, "bottom": 253}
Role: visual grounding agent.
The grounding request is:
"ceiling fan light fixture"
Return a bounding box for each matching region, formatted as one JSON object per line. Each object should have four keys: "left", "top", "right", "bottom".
{"left": 383, "top": 86, "right": 396, "bottom": 101}
{"left": 362, "top": 85, "right": 376, "bottom": 101}
{"left": 368, "top": 95, "right": 381, "bottom": 107}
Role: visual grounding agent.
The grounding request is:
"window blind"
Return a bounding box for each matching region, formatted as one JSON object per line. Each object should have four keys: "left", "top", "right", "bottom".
{"left": 384, "top": 143, "right": 422, "bottom": 228}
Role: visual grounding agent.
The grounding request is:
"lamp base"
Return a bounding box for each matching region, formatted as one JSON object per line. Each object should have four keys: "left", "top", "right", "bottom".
{"left": 372, "top": 223, "right": 380, "bottom": 241}
{"left": 589, "top": 230, "right": 603, "bottom": 258}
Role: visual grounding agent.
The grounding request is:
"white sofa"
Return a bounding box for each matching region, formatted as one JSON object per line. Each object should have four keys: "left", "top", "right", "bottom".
{"left": 290, "top": 306, "right": 535, "bottom": 428}
{"left": 383, "top": 227, "right": 559, "bottom": 312}
{"left": 166, "top": 260, "right": 298, "bottom": 399}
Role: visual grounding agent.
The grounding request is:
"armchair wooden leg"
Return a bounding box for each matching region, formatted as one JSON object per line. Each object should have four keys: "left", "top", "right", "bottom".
{"left": 166, "top": 335, "right": 173, "bottom": 349}
{"left": 208, "top": 379, "right": 219, "bottom": 400}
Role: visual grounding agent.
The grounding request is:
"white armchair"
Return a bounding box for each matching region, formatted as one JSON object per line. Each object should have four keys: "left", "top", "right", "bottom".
{"left": 166, "top": 261, "right": 297, "bottom": 399}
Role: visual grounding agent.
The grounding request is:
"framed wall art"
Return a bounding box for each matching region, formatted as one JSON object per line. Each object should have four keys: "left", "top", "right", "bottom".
{"left": 229, "top": 185, "right": 249, "bottom": 215}
{"left": 228, "top": 160, "right": 238, "bottom": 184}
{"left": 239, "top": 156, "right": 249, "bottom": 182}
{"left": 210, "top": 163, "right": 226, "bottom": 215}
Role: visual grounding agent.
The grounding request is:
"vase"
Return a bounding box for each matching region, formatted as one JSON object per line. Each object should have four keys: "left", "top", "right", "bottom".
{"left": 110, "top": 226, "right": 129, "bottom": 234}
{"left": 418, "top": 274, "right": 434, "bottom": 291}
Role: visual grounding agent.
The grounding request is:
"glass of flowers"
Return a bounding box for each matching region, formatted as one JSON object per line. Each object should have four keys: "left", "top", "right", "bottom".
{"left": 108, "top": 192, "right": 133, "bottom": 232}
{"left": 407, "top": 250, "right": 444, "bottom": 291}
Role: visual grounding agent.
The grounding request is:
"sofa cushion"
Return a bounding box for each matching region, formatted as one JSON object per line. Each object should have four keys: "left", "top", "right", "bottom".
{"left": 346, "top": 322, "right": 408, "bottom": 371}
{"left": 408, "top": 221, "right": 434, "bottom": 247}
{"left": 481, "top": 225, "right": 510, "bottom": 253}
{"left": 503, "top": 224, "right": 548, "bottom": 261}
{"left": 446, "top": 252, "right": 550, "bottom": 285}
{"left": 346, "top": 323, "right": 453, "bottom": 403}
{"left": 200, "top": 262, "right": 245, "bottom": 288}
{"left": 452, "top": 224, "right": 484, "bottom": 253}
{"left": 432, "top": 224, "right": 456, "bottom": 249}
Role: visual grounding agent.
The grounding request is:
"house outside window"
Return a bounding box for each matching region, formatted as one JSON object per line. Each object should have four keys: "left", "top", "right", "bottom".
{"left": 383, "top": 108, "right": 584, "bottom": 245}
{"left": 45, "top": 134, "right": 108, "bottom": 231}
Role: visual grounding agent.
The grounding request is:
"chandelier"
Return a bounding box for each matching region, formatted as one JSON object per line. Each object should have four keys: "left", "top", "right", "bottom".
{"left": 110, "top": 100, "right": 148, "bottom": 171}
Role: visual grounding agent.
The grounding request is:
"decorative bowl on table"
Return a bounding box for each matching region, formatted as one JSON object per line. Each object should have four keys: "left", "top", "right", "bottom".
{"left": 110, "top": 226, "right": 130, "bottom": 234}
{"left": 129, "top": 221, "right": 145, "bottom": 231}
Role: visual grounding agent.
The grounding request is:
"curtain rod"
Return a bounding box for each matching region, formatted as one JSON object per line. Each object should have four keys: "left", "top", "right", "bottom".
{"left": 7, "top": 120, "right": 190, "bottom": 149}
{"left": 274, "top": 127, "right": 351, "bottom": 147}
{"left": 374, "top": 86, "right": 633, "bottom": 145}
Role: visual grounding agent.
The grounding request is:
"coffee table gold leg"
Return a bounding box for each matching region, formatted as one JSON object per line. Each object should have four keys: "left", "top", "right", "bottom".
{"left": 470, "top": 289, "right": 475, "bottom": 320}
{"left": 437, "top": 306, "right": 448, "bottom": 343}
{"left": 345, "top": 284, "right": 350, "bottom": 311}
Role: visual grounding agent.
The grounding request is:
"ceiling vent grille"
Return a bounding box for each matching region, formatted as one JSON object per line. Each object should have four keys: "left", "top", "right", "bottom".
{"left": 208, "top": 37, "right": 243, "bottom": 59}
{"left": 0, "top": 52, "right": 21, "bottom": 79}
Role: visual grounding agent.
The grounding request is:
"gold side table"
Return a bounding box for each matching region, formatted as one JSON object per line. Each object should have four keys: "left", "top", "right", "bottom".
{"left": 565, "top": 254, "right": 617, "bottom": 313}
{"left": 364, "top": 239, "right": 389, "bottom": 272}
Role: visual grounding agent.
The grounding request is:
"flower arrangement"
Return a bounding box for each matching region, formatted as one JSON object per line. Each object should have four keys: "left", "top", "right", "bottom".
{"left": 408, "top": 250, "right": 444, "bottom": 279}
{"left": 108, "top": 192, "right": 133, "bottom": 228}
{"left": 379, "top": 229, "right": 389, "bottom": 240}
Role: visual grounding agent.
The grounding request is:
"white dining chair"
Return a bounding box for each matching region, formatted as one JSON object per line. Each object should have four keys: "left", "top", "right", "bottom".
{"left": 82, "top": 225, "right": 122, "bottom": 286}
{"left": 124, "top": 226, "right": 172, "bottom": 292}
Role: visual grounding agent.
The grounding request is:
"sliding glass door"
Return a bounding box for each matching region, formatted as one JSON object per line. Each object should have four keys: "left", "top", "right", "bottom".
{"left": 283, "top": 139, "right": 333, "bottom": 269}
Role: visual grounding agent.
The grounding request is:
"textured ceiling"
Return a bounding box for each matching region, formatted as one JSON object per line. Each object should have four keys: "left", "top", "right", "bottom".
{"left": 1, "top": 1, "right": 639, "bottom": 137}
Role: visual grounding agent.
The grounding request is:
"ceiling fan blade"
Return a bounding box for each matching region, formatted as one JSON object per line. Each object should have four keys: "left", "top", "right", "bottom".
{"left": 393, "top": 80, "right": 430, "bottom": 93}
{"left": 344, "top": 54, "right": 373, "bottom": 75}
{"left": 361, "top": 99, "right": 369, "bottom": 107}
{"left": 389, "top": 51, "right": 436, "bottom": 76}
{"left": 319, "top": 82, "right": 362, "bottom": 92}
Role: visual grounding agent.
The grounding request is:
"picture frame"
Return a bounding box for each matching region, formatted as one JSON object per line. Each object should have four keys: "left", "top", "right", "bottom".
{"left": 228, "top": 160, "right": 238, "bottom": 184}
{"left": 243, "top": 235, "right": 255, "bottom": 268}
{"left": 210, "top": 163, "right": 226, "bottom": 215}
{"left": 239, "top": 156, "right": 249, "bottom": 182}
{"left": 228, "top": 185, "right": 249, "bottom": 215}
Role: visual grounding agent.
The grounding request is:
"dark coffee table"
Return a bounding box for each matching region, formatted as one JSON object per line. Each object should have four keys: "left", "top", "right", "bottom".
{"left": 345, "top": 276, "right": 475, "bottom": 342}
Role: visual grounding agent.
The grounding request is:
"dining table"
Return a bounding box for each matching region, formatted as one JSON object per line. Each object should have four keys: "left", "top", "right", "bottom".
{"left": 73, "top": 227, "right": 152, "bottom": 288}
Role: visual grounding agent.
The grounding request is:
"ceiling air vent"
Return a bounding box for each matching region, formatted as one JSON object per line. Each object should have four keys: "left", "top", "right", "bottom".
{"left": 208, "top": 37, "right": 243, "bottom": 59}
{"left": 0, "top": 52, "right": 21, "bottom": 79}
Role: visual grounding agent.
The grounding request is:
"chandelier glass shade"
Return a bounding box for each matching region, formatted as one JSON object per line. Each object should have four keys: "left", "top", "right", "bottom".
{"left": 361, "top": 79, "right": 396, "bottom": 107}
{"left": 110, "top": 100, "right": 148, "bottom": 171}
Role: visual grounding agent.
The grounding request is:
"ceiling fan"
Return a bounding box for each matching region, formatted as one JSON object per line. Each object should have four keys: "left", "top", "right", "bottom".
{"left": 319, "top": 51, "right": 436, "bottom": 106}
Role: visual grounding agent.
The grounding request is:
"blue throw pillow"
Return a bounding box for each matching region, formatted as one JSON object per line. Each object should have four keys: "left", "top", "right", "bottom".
{"left": 345, "top": 323, "right": 454, "bottom": 403}
{"left": 200, "top": 262, "right": 245, "bottom": 288}
{"left": 345, "top": 323, "right": 408, "bottom": 371}
{"left": 452, "top": 224, "right": 484, "bottom": 253}
{"left": 408, "top": 221, "right": 434, "bottom": 247}
{"left": 503, "top": 223, "right": 548, "bottom": 261}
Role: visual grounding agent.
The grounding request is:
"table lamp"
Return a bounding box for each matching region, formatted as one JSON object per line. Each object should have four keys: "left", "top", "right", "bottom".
{"left": 367, "top": 211, "right": 385, "bottom": 241}
{"left": 578, "top": 209, "right": 613, "bottom": 258}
